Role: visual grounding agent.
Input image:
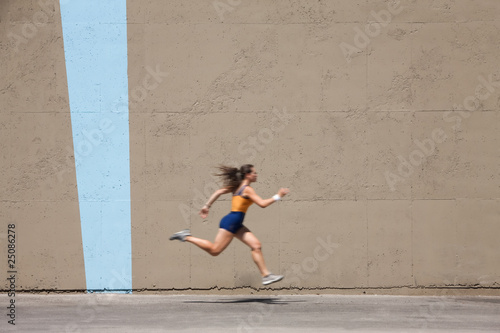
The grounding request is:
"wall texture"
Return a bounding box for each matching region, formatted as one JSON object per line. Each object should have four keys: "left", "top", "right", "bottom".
{"left": 1, "top": 0, "right": 499, "bottom": 294}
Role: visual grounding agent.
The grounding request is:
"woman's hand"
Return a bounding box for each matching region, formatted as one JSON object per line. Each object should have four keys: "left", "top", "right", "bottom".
{"left": 199, "top": 206, "right": 209, "bottom": 219}
{"left": 278, "top": 188, "right": 290, "bottom": 197}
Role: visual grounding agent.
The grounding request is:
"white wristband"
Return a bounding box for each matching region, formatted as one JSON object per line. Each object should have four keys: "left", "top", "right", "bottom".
{"left": 272, "top": 194, "right": 281, "bottom": 201}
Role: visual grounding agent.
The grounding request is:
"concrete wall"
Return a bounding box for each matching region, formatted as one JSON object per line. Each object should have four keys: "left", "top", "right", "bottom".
{"left": 1, "top": 0, "right": 499, "bottom": 294}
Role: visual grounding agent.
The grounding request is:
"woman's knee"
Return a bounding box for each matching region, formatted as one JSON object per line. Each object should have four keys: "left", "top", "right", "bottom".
{"left": 210, "top": 247, "right": 223, "bottom": 256}
{"left": 250, "top": 241, "right": 262, "bottom": 252}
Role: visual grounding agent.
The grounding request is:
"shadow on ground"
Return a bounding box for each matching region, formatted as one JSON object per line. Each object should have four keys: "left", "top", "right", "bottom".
{"left": 183, "top": 297, "right": 304, "bottom": 305}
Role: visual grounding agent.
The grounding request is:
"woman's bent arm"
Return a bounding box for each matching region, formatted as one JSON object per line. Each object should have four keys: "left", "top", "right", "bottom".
{"left": 244, "top": 187, "right": 289, "bottom": 208}
{"left": 204, "top": 187, "right": 231, "bottom": 208}
{"left": 199, "top": 187, "right": 231, "bottom": 218}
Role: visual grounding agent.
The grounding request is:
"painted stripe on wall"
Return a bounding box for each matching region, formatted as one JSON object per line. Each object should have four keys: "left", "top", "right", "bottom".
{"left": 60, "top": 0, "right": 132, "bottom": 292}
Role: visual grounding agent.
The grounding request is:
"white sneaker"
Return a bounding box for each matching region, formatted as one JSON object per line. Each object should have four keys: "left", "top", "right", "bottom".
{"left": 169, "top": 229, "right": 191, "bottom": 242}
{"left": 262, "top": 273, "right": 284, "bottom": 285}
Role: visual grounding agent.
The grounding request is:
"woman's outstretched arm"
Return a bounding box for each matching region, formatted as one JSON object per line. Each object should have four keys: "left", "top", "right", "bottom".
{"left": 199, "top": 187, "right": 232, "bottom": 218}
{"left": 244, "top": 187, "right": 289, "bottom": 208}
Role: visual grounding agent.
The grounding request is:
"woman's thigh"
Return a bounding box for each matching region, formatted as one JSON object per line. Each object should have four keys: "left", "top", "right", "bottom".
{"left": 234, "top": 226, "right": 261, "bottom": 250}
{"left": 212, "top": 228, "right": 235, "bottom": 253}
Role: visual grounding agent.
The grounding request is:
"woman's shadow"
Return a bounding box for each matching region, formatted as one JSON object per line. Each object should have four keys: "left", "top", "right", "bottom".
{"left": 183, "top": 297, "right": 304, "bottom": 305}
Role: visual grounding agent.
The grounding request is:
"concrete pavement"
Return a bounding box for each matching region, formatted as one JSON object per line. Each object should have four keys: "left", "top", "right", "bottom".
{"left": 1, "top": 293, "right": 500, "bottom": 332}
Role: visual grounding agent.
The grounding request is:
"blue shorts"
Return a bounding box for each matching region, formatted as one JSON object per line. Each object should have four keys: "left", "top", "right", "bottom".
{"left": 219, "top": 211, "right": 245, "bottom": 234}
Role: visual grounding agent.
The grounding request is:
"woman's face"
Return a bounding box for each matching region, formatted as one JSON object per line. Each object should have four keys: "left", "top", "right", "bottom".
{"left": 247, "top": 168, "right": 258, "bottom": 182}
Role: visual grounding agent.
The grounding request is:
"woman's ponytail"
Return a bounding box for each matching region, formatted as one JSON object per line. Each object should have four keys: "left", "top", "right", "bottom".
{"left": 215, "top": 164, "right": 253, "bottom": 192}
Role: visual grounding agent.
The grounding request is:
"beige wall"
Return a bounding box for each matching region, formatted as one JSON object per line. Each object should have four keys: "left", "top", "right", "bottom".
{"left": 0, "top": 0, "right": 86, "bottom": 290}
{"left": 1, "top": 0, "right": 499, "bottom": 294}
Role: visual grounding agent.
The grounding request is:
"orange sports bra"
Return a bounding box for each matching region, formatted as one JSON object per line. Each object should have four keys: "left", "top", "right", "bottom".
{"left": 231, "top": 185, "right": 253, "bottom": 213}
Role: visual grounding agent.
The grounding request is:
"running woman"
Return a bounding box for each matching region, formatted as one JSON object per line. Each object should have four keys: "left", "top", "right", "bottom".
{"left": 170, "top": 164, "right": 289, "bottom": 285}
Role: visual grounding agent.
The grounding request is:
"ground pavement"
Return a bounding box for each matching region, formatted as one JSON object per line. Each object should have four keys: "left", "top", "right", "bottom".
{"left": 1, "top": 293, "right": 500, "bottom": 332}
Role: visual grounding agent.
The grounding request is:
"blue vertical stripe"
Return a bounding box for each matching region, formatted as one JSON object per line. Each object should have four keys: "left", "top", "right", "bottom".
{"left": 60, "top": 0, "right": 132, "bottom": 292}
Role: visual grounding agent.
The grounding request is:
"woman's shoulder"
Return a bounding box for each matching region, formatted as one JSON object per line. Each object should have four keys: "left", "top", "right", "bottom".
{"left": 235, "top": 184, "right": 253, "bottom": 195}
{"left": 242, "top": 185, "right": 254, "bottom": 193}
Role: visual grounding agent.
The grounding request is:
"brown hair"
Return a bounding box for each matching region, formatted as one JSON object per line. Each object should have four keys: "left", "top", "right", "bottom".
{"left": 215, "top": 164, "right": 254, "bottom": 193}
